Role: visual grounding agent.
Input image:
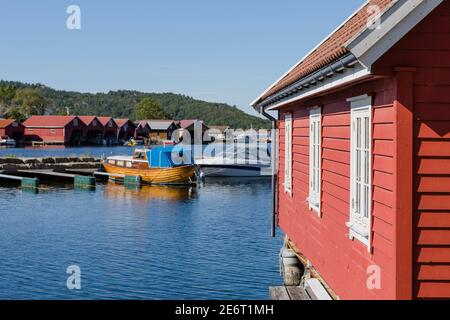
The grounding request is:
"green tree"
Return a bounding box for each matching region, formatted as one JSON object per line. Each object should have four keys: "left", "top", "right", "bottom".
{"left": 13, "top": 88, "right": 47, "bottom": 117}
{"left": 6, "top": 107, "right": 26, "bottom": 122}
{"left": 0, "top": 85, "right": 16, "bottom": 104}
{"left": 134, "top": 97, "right": 168, "bottom": 120}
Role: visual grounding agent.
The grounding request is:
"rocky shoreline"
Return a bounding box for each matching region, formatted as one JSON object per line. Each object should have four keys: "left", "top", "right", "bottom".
{"left": 0, "top": 157, "right": 102, "bottom": 170}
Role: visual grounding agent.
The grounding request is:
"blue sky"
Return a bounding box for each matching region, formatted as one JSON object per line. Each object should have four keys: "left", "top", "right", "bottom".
{"left": 0, "top": 0, "right": 364, "bottom": 116}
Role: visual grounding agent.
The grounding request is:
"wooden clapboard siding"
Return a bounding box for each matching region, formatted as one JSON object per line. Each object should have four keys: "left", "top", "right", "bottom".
{"left": 277, "top": 75, "right": 397, "bottom": 300}
{"left": 374, "top": 1, "right": 450, "bottom": 299}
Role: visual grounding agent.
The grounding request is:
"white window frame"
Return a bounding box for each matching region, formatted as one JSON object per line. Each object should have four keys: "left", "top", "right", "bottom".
{"left": 347, "top": 94, "right": 372, "bottom": 250}
{"left": 309, "top": 107, "right": 322, "bottom": 214}
{"left": 284, "top": 113, "right": 293, "bottom": 196}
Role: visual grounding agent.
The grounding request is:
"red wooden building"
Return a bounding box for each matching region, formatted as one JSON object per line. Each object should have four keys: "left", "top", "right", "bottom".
{"left": 252, "top": 0, "right": 450, "bottom": 300}
{"left": 115, "top": 118, "right": 136, "bottom": 141}
{"left": 97, "top": 117, "right": 118, "bottom": 144}
{"left": 0, "top": 119, "right": 25, "bottom": 143}
{"left": 23, "top": 116, "right": 86, "bottom": 145}
{"left": 78, "top": 116, "right": 103, "bottom": 145}
{"left": 134, "top": 121, "right": 151, "bottom": 139}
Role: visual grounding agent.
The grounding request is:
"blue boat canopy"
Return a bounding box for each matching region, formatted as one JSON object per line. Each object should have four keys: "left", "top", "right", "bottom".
{"left": 146, "top": 146, "right": 194, "bottom": 168}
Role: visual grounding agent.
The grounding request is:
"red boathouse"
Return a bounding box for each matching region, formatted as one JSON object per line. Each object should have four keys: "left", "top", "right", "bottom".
{"left": 253, "top": 0, "right": 450, "bottom": 300}
{"left": 0, "top": 119, "right": 25, "bottom": 143}
{"left": 115, "top": 118, "right": 136, "bottom": 142}
{"left": 79, "top": 116, "right": 103, "bottom": 145}
{"left": 97, "top": 117, "right": 118, "bottom": 144}
{"left": 23, "top": 116, "right": 86, "bottom": 145}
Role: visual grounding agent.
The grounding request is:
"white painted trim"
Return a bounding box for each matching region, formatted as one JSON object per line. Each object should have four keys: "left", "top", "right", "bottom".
{"left": 348, "top": 95, "right": 372, "bottom": 251}
{"left": 347, "top": 94, "right": 371, "bottom": 103}
{"left": 266, "top": 67, "right": 372, "bottom": 111}
{"left": 309, "top": 107, "right": 322, "bottom": 216}
{"left": 305, "top": 278, "right": 333, "bottom": 300}
{"left": 284, "top": 113, "right": 293, "bottom": 196}
{"left": 251, "top": 1, "right": 370, "bottom": 107}
{"left": 346, "top": 0, "right": 444, "bottom": 67}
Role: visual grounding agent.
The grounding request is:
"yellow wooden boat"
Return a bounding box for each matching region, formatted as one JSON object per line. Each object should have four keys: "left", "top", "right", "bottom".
{"left": 103, "top": 146, "right": 197, "bottom": 185}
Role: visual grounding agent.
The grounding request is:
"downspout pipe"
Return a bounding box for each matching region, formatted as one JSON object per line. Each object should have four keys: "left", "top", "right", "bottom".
{"left": 261, "top": 106, "right": 278, "bottom": 238}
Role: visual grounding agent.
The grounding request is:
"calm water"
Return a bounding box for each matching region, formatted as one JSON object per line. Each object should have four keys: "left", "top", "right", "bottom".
{"left": 0, "top": 147, "right": 282, "bottom": 300}
{"left": 0, "top": 146, "right": 137, "bottom": 158}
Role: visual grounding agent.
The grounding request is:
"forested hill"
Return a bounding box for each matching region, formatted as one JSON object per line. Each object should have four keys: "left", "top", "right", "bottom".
{"left": 0, "top": 81, "right": 270, "bottom": 129}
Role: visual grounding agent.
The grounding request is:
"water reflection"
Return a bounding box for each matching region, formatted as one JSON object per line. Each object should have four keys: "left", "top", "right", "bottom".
{"left": 103, "top": 182, "right": 196, "bottom": 203}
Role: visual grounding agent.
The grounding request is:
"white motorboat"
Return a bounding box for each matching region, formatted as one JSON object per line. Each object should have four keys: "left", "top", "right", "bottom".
{"left": 0, "top": 136, "right": 16, "bottom": 147}
{"left": 196, "top": 157, "right": 272, "bottom": 177}
{"left": 195, "top": 144, "right": 272, "bottom": 177}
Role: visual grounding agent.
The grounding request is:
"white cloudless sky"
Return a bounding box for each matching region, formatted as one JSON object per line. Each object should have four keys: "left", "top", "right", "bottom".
{"left": 0, "top": 0, "right": 364, "bottom": 116}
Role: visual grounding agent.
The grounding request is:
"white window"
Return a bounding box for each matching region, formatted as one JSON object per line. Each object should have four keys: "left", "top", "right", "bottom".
{"left": 73, "top": 119, "right": 79, "bottom": 127}
{"left": 309, "top": 107, "right": 321, "bottom": 214}
{"left": 347, "top": 95, "right": 372, "bottom": 249}
{"left": 284, "top": 113, "right": 293, "bottom": 195}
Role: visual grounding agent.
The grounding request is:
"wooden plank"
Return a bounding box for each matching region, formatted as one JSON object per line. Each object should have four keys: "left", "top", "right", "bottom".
{"left": 17, "top": 170, "right": 76, "bottom": 179}
{"left": 373, "top": 140, "right": 394, "bottom": 157}
{"left": 305, "top": 279, "right": 332, "bottom": 300}
{"left": 94, "top": 171, "right": 126, "bottom": 178}
{"left": 415, "top": 121, "right": 450, "bottom": 139}
{"left": 418, "top": 230, "right": 450, "bottom": 246}
{"left": 417, "top": 195, "right": 450, "bottom": 211}
{"left": 417, "top": 247, "right": 450, "bottom": 263}
{"left": 269, "top": 287, "right": 291, "bottom": 300}
{"left": 417, "top": 282, "right": 450, "bottom": 299}
{"left": 417, "top": 176, "right": 450, "bottom": 193}
{"left": 416, "top": 140, "right": 450, "bottom": 157}
{"left": 418, "top": 212, "right": 450, "bottom": 228}
{"left": 0, "top": 173, "right": 23, "bottom": 181}
{"left": 418, "top": 265, "right": 450, "bottom": 281}
{"left": 373, "top": 106, "right": 395, "bottom": 124}
{"left": 373, "top": 155, "right": 395, "bottom": 174}
{"left": 285, "top": 286, "right": 311, "bottom": 300}
{"left": 373, "top": 123, "right": 395, "bottom": 140}
{"left": 417, "top": 158, "right": 450, "bottom": 174}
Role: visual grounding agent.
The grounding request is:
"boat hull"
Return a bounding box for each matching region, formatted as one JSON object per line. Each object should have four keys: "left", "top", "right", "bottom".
{"left": 103, "top": 163, "right": 197, "bottom": 185}
{"left": 199, "top": 164, "right": 272, "bottom": 177}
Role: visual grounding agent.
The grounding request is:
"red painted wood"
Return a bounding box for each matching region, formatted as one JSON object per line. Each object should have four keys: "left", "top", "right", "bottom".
{"left": 417, "top": 283, "right": 450, "bottom": 299}
{"left": 418, "top": 212, "right": 450, "bottom": 228}
{"left": 274, "top": 2, "right": 450, "bottom": 300}
{"left": 418, "top": 265, "right": 450, "bottom": 281}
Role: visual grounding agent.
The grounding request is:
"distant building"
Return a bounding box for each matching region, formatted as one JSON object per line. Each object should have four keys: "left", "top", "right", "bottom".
{"left": 208, "top": 125, "right": 231, "bottom": 142}
{"left": 0, "top": 119, "right": 25, "bottom": 143}
{"left": 78, "top": 116, "right": 103, "bottom": 145}
{"left": 134, "top": 121, "right": 151, "bottom": 139}
{"left": 115, "top": 119, "right": 136, "bottom": 141}
{"left": 23, "top": 116, "right": 86, "bottom": 145}
{"left": 97, "top": 117, "right": 118, "bottom": 144}
{"left": 178, "top": 119, "right": 210, "bottom": 144}
{"left": 145, "top": 120, "right": 179, "bottom": 142}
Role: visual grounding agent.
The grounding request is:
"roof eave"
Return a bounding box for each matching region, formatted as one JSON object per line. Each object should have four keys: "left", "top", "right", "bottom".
{"left": 345, "top": 0, "right": 443, "bottom": 68}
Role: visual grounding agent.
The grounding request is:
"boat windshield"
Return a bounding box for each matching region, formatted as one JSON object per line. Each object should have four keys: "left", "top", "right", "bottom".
{"left": 133, "top": 151, "right": 146, "bottom": 160}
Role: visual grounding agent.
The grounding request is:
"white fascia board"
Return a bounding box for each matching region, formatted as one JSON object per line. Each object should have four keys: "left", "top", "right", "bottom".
{"left": 265, "top": 65, "right": 372, "bottom": 111}
{"left": 346, "top": 0, "right": 444, "bottom": 68}
{"left": 250, "top": 1, "right": 371, "bottom": 107}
